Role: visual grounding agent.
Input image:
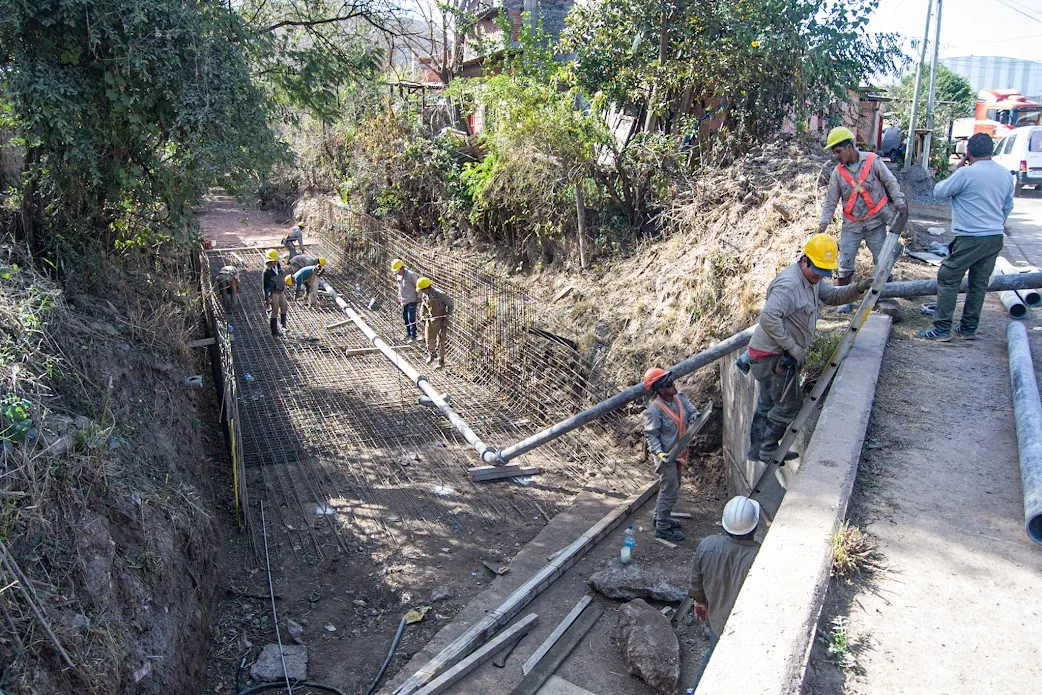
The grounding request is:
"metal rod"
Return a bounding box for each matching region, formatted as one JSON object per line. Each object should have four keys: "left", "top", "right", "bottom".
{"left": 879, "top": 271, "right": 1042, "bottom": 298}
{"left": 1005, "top": 321, "right": 1042, "bottom": 545}
{"left": 496, "top": 327, "right": 756, "bottom": 464}
{"left": 905, "top": 0, "right": 933, "bottom": 169}
{"left": 321, "top": 279, "right": 500, "bottom": 464}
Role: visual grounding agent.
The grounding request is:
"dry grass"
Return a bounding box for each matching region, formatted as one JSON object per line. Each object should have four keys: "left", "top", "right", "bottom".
{"left": 831, "top": 521, "right": 883, "bottom": 578}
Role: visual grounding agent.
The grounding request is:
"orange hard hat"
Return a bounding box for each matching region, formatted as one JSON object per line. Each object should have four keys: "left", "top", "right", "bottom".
{"left": 643, "top": 367, "right": 671, "bottom": 391}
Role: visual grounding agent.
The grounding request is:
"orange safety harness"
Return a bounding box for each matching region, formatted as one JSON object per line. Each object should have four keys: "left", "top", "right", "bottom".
{"left": 837, "top": 152, "right": 888, "bottom": 223}
{"left": 655, "top": 395, "right": 689, "bottom": 466}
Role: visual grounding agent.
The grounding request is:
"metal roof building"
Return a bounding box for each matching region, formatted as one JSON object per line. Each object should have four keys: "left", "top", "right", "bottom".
{"left": 941, "top": 56, "right": 1042, "bottom": 101}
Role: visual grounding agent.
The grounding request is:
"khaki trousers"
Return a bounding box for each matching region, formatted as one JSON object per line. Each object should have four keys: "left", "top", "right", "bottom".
{"left": 425, "top": 318, "right": 448, "bottom": 364}
{"left": 269, "top": 292, "right": 288, "bottom": 321}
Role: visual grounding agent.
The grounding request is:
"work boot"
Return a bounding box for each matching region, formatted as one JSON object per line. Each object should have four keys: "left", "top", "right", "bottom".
{"left": 270, "top": 318, "right": 280, "bottom": 337}
{"left": 652, "top": 514, "right": 682, "bottom": 530}
{"left": 281, "top": 314, "right": 287, "bottom": 329}
{"left": 425, "top": 354, "right": 435, "bottom": 365}
{"left": 915, "top": 327, "right": 951, "bottom": 342}
{"left": 655, "top": 527, "right": 685, "bottom": 542}
{"left": 952, "top": 325, "right": 976, "bottom": 340}
{"left": 836, "top": 303, "right": 854, "bottom": 314}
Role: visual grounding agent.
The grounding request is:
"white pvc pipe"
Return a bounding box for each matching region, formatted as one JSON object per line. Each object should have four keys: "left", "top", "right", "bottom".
{"left": 995, "top": 257, "right": 1042, "bottom": 306}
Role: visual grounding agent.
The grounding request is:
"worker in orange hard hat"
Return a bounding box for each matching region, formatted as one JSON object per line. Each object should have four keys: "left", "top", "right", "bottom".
{"left": 643, "top": 367, "right": 700, "bottom": 542}
{"left": 745, "top": 235, "right": 872, "bottom": 463}
{"left": 819, "top": 126, "right": 907, "bottom": 312}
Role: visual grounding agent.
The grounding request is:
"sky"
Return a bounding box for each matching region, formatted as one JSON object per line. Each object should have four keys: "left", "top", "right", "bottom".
{"left": 866, "top": 0, "right": 1042, "bottom": 65}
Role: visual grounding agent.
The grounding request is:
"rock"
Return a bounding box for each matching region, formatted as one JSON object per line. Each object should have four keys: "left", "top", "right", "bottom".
{"left": 618, "top": 599, "right": 680, "bottom": 695}
{"left": 874, "top": 300, "right": 903, "bottom": 324}
{"left": 251, "top": 644, "right": 308, "bottom": 682}
{"left": 588, "top": 564, "right": 688, "bottom": 603}
{"left": 430, "top": 585, "right": 455, "bottom": 603}
{"left": 70, "top": 614, "right": 90, "bottom": 631}
{"left": 286, "top": 618, "right": 305, "bottom": 645}
{"left": 75, "top": 516, "right": 115, "bottom": 607}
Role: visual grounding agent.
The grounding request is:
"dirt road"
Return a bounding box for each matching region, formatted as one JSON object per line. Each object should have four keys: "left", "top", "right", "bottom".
{"left": 804, "top": 193, "right": 1042, "bottom": 693}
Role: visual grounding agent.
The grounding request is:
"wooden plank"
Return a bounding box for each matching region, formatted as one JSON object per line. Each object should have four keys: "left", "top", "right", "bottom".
{"left": 669, "top": 512, "right": 692, "bottom": 519}
{"left": 203, "top": 242, "right": 316, "bottom": 254}
{"left": 491, "top": 633, "right": 525, "bottom": 668}
{"left": 187, "top": 337, "right": 216, "bottom": 348}
{"left": 469, "top": 465, "right": 541, "bottom": 482}
{"left": 394, "top": 481, "right": 658, "bottom": 695}
{"left": 655, "top": 537, "right": 677, "bottom": 550}
{"left": 521, "top": 596, "right": 593, "bottom": 676}
{"left": 412, "top": 614, "right": 539, "bottom": 695}
{"left": 510, "top": 608, "right": 603, "bottom": 695}
{"left": 323, "top": 318, "right": 354, "bottom": 331}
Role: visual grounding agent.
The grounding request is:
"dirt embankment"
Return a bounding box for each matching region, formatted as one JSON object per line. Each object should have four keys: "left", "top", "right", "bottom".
{"left": 0, "top": 245, "right": 223, "bottom": 694}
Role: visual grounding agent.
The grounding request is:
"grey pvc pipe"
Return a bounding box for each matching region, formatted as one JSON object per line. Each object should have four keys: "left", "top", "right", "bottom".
{"left": 879, "top": 271, "right": 1042, "bottom": 299}
{"left": 496, "top": 326, "right": 756, "bottom": 464}
{"left": 321, "top": 281, "right": 500, "bottom": 464}
{"left": 1004, "top": 321, "right": 1042, "bottom": 545}
{"left": 999, "top": 289, "right": 1029, "bottom": 319}
{"left": 1017, "top": 289, "right": 1042, "bottom": 307}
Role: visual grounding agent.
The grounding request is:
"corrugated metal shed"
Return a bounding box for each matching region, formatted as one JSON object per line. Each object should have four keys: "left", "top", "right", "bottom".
{"left": 941, "top": 56, "right": 1042, "bottom": 101}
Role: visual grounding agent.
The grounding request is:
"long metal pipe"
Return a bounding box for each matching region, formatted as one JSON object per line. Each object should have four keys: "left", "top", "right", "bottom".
{"left": 495, "top": 326, "right": 756, "bottom": 464}
{"left": 879, "top": 271, "right": 1042, "bottom": 299}
{"left": 1004, "top": 322, "right": 1042, "bottom": 545}
{"left": 321, "top": 280, "right": 500, "bottom": 464}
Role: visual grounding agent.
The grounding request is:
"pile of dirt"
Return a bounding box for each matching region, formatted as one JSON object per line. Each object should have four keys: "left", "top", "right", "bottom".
{"left": 0, "top": 244, "right": 221, "bottom": 694}
{"left": 903, "top": 164, "right": 941, "bottom": 204}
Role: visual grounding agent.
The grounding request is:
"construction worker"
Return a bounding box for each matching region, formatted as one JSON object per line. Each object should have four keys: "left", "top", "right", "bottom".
{"left": 262, "top": 249, "right": 289, "bottom": 337}
{"left": 818, "top": 126, "right": 907, "bottom": 311}
{"left": 643, "top": 367, "right": 700, "bottom": 542}
{"left": 687, "top": 496, "right": 763, "bottom": 687}
{"left": 288, "top": 252, "right": 320, "bottom": 272}
{"left": 215, "top": 265, "right": 240, "bottom": 310}
{"left": 286, "top": 259, "right": 325, "bottom": 306}
{"left": 282, "top": 220, "right": 305, "bottom": 258}
{"left": 916, "top": 133, "right": 1013, "bottom": 342}
{"left": 417, "top": 277, "right": 453, "bottom": 368}
{"left": 392, "top": 259, "right": 421, "bottom": 342}
{"left": 746, "top": 234, "right": 871, "bottom": 462}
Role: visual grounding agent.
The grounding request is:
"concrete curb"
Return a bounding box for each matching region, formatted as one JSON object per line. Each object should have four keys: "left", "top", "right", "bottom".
{"left": 695, "top": 314, "right": 892, "bottom": 695}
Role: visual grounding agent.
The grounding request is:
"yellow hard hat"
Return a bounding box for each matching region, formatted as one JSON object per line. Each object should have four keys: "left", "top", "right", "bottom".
{"left": 284, "top": 275, "right": 295, "bottom": 286}
{"left": 318, "top": 257, "right": 326, "bottom": 267}
{"left": 391, "top": 259, "right": 404, "bottom": 272}
{"left": 825, "top": 126, "right": 856, "bottom": 150}
{"left": 803, "top": 234, "right": 839, "bottom": 273}
{"left": 265, "top": 249, "right": 280, "bottom": 261}
{"left": 416, "top": 276, "right": 431, "bottom": 291}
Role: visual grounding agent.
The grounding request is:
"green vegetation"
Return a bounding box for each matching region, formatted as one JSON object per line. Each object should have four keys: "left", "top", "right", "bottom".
{"left": 887, "top": 63, "right": 976, "bottom": 174}
{"left": 831, "top": 520, "right": 882, "bottom": 577}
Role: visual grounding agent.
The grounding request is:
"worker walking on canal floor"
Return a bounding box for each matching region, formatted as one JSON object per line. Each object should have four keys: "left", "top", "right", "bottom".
{"left": 215, "top": 265, "right": 240, "bottom": 310}
{"left": 819, "top": 126, "right": 906, "bottom": 311}
{"left": 418, "top": 277, "right": 453, "bottom": 368}
{"left": 746, "top": 234, "right": 870, "bottom": 462}
{"left": 393, "top": 258, "right": 420, "bottom": 342}
{"left": 687, "top": 496, "right": 762, "bottom": 687}
{"left": 643, "top": 367, "right": 701, "bottom": 542}
{"left": 262, "top": 249, "right": 289, "bottom": 337}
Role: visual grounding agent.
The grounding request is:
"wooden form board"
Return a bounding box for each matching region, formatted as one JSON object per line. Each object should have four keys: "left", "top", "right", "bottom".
{"left": 187, "top": 337, "right": 216, "bottom": 348}
{"left": 394, "top": 481, "right": 659, "bottom": 695}
{"left": 469, "top": 465, "right": 541, "bottom": 482}
{"left": 522, "top": 595, "right": 592, "bottom": 676}
{"left": 412, "top": 614, "right": 539, "bottom": 695}
{"left": 510, "top": 608, "right": 603, "bottom": 695}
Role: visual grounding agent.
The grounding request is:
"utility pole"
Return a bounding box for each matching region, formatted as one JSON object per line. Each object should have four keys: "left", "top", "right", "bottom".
{"left": 922, "top": 0, "right": 944, "bottom": 167}
{"left": 904, "top": 0, "right": 933, "bottom": 169}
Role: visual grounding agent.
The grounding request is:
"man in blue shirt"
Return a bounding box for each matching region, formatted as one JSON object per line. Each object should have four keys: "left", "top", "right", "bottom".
{"left": 917, "top": 133, "right": 1014, "bottom": 342}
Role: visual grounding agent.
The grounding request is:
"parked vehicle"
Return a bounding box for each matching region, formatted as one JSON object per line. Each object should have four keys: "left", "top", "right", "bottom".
{"left": 991, "top": 125, "right": 1042, "bottom": 196}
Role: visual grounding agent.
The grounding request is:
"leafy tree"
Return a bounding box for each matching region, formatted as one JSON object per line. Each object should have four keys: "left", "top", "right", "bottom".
{"left": 0, "top": 0, "right": 284, "bottom": 253}
{"left": 887, "top": 63, "right": 976, "bottom": 133}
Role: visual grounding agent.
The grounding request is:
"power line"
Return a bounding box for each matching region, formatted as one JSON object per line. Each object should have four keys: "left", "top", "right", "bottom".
{"left": 993, "top": 0, "right": 1042, "bottom": 24}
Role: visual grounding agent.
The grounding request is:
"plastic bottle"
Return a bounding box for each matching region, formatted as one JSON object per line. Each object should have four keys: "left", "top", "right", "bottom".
{"left": 355, "top": 282, "right": 361, "bottom": 295}
{"left": 621, "top": 525, "right": 636, "bottom": 564}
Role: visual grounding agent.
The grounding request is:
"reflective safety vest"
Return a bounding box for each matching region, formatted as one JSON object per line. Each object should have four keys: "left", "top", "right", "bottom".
{"left": 655, "top": 395, "right": 689, "bottom": 465}
{"left": 837, "top": 153, "right": 888, "bottom": 223}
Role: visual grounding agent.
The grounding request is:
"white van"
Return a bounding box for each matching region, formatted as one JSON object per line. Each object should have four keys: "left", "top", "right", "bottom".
{"left": 991, "top": 125, "right": 1042, "bottom": 196}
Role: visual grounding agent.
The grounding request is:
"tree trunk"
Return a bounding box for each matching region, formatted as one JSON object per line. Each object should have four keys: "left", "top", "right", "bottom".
{"left": 18, "top": 147, "right": 37, "bottom": 252}
{"left": 575, "top": 180, "right": 587, "bottom": 270}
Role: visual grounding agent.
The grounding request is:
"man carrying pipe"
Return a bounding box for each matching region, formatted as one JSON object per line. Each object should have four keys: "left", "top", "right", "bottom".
{"left": 393, "top": 259, "right": 421, "bottom": 342}
{"left": 262, "top": 249, "right": 289, "bottom": 337}
{"left": 819, "top": 126, "right": 907, "bottom": 312}
{"left": 643, "top": 368, "right": 701, "bottom": 542}
{"left": 916, "top": 133, "right": 1015, "bottom": 342}
{"left": 747, "top": 234, "right": 871, "bottom": 463}
{"left": 417, "top": 277, "right": 454, "bottom": 369}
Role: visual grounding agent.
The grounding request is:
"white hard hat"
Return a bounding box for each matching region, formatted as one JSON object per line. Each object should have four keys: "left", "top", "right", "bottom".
{"left": 721, "top": 496, "right": 760, "bottom": 535}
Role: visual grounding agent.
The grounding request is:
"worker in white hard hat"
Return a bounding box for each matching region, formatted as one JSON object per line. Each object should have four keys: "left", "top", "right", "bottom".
{"left": 282, "top": 218, "right": 305, "bottom": 258}
{"left": 819, "top": 126, "right": 907, "bottom": 312}
{"left": 686, "top": 496, "right": 763, "bottom": 688}
{"left": 392, "top": 258, "right": 421, "bottom": 342}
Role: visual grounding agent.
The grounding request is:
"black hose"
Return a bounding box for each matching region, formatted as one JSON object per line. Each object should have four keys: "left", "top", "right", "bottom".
{"left": 238, "top": 682, "right": 347, "bottom": 695}
{"left": 363, "top": 616, "right": 408, "bottom": 695}
{"left": 236, "top": 651, "right": 250, "bottom": 694}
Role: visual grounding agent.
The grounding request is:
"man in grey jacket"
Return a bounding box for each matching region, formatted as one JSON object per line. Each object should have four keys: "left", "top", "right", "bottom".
{"left": 392, "top": 258, "right": 420, "bottom": 342}
{"left": 746, "top": 234, "right": 870, "bottom": 462}
{"left": 916, "top": 133, "right": 1015, "bottom": 342}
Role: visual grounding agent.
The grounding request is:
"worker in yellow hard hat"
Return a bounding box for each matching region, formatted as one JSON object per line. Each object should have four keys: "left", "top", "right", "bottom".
{"left": 392, "top": 258, "right": 421, "bottom": 342}
{"left": 819, "top": 126, "right": 907, "bottom": 312}
{"left": 743, "top": 234, "right": 872, "bottom": 463}
{"left": 262, "top": 250, "right": 289, "bottom": 336}
{"left": 417, "top": 277, "right": 454, "bottom": 369}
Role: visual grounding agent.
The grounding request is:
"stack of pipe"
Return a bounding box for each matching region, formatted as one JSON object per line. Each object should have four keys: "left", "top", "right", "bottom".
{"left": 994, "top": 257, "right": 1042, "bottom": 317}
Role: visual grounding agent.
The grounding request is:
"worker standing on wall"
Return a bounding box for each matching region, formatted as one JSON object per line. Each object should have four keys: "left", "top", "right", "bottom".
{"left": 746, "top": 235, "right": 871, "bottom": 462}
{"left": 643, "top": 367, "right": 700, "bottom": 542}
{"left": 286, "top": 258, "right": 326, "bottom": 306}
{"left": 687, "top": 496, "right": 763, "bottom": 687}
{"left": 282, "top": 219, "right": 305, "bottom": 258}
{"left": 392, "top": 259, "right": 420, "bottom": 342}
{"left": 417, "top": 277, "right": 453, "bottom": 368}
{"left": 262, "top": 249, "right": 289, "bottom": 337}
{"left": 215, "top": 265, "right": 240, "bottom": 310}
{"left": 818, "top": 126, "right": 907, "bottom": 311}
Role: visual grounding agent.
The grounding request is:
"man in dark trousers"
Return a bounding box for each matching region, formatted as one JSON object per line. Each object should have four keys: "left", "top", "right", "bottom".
{"left": 916, "top": 132, "right": 1015, "bottom": 342}
{"left": 392, "top": 258, "right": 420, "bottom": 342}
{"left": 262, "top": 249, "right": 289, "bottom": 337}
{"left": 643, "top": 367, "right": 700, "bottom": 542}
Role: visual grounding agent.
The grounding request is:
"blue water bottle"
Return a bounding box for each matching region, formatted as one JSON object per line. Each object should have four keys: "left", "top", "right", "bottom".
{"left": 621, "top": 525, "right": 636, "bottom": 564}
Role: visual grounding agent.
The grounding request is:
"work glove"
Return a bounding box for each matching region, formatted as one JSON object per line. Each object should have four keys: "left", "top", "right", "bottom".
{"left": 655, "top": 452, "right": 669, "bottom": 465}
{"left": 855, "top": 277, "right": 874, "bottom": 293}
{"left": 787, "top": 345, "right": 806, "bottom": 367}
